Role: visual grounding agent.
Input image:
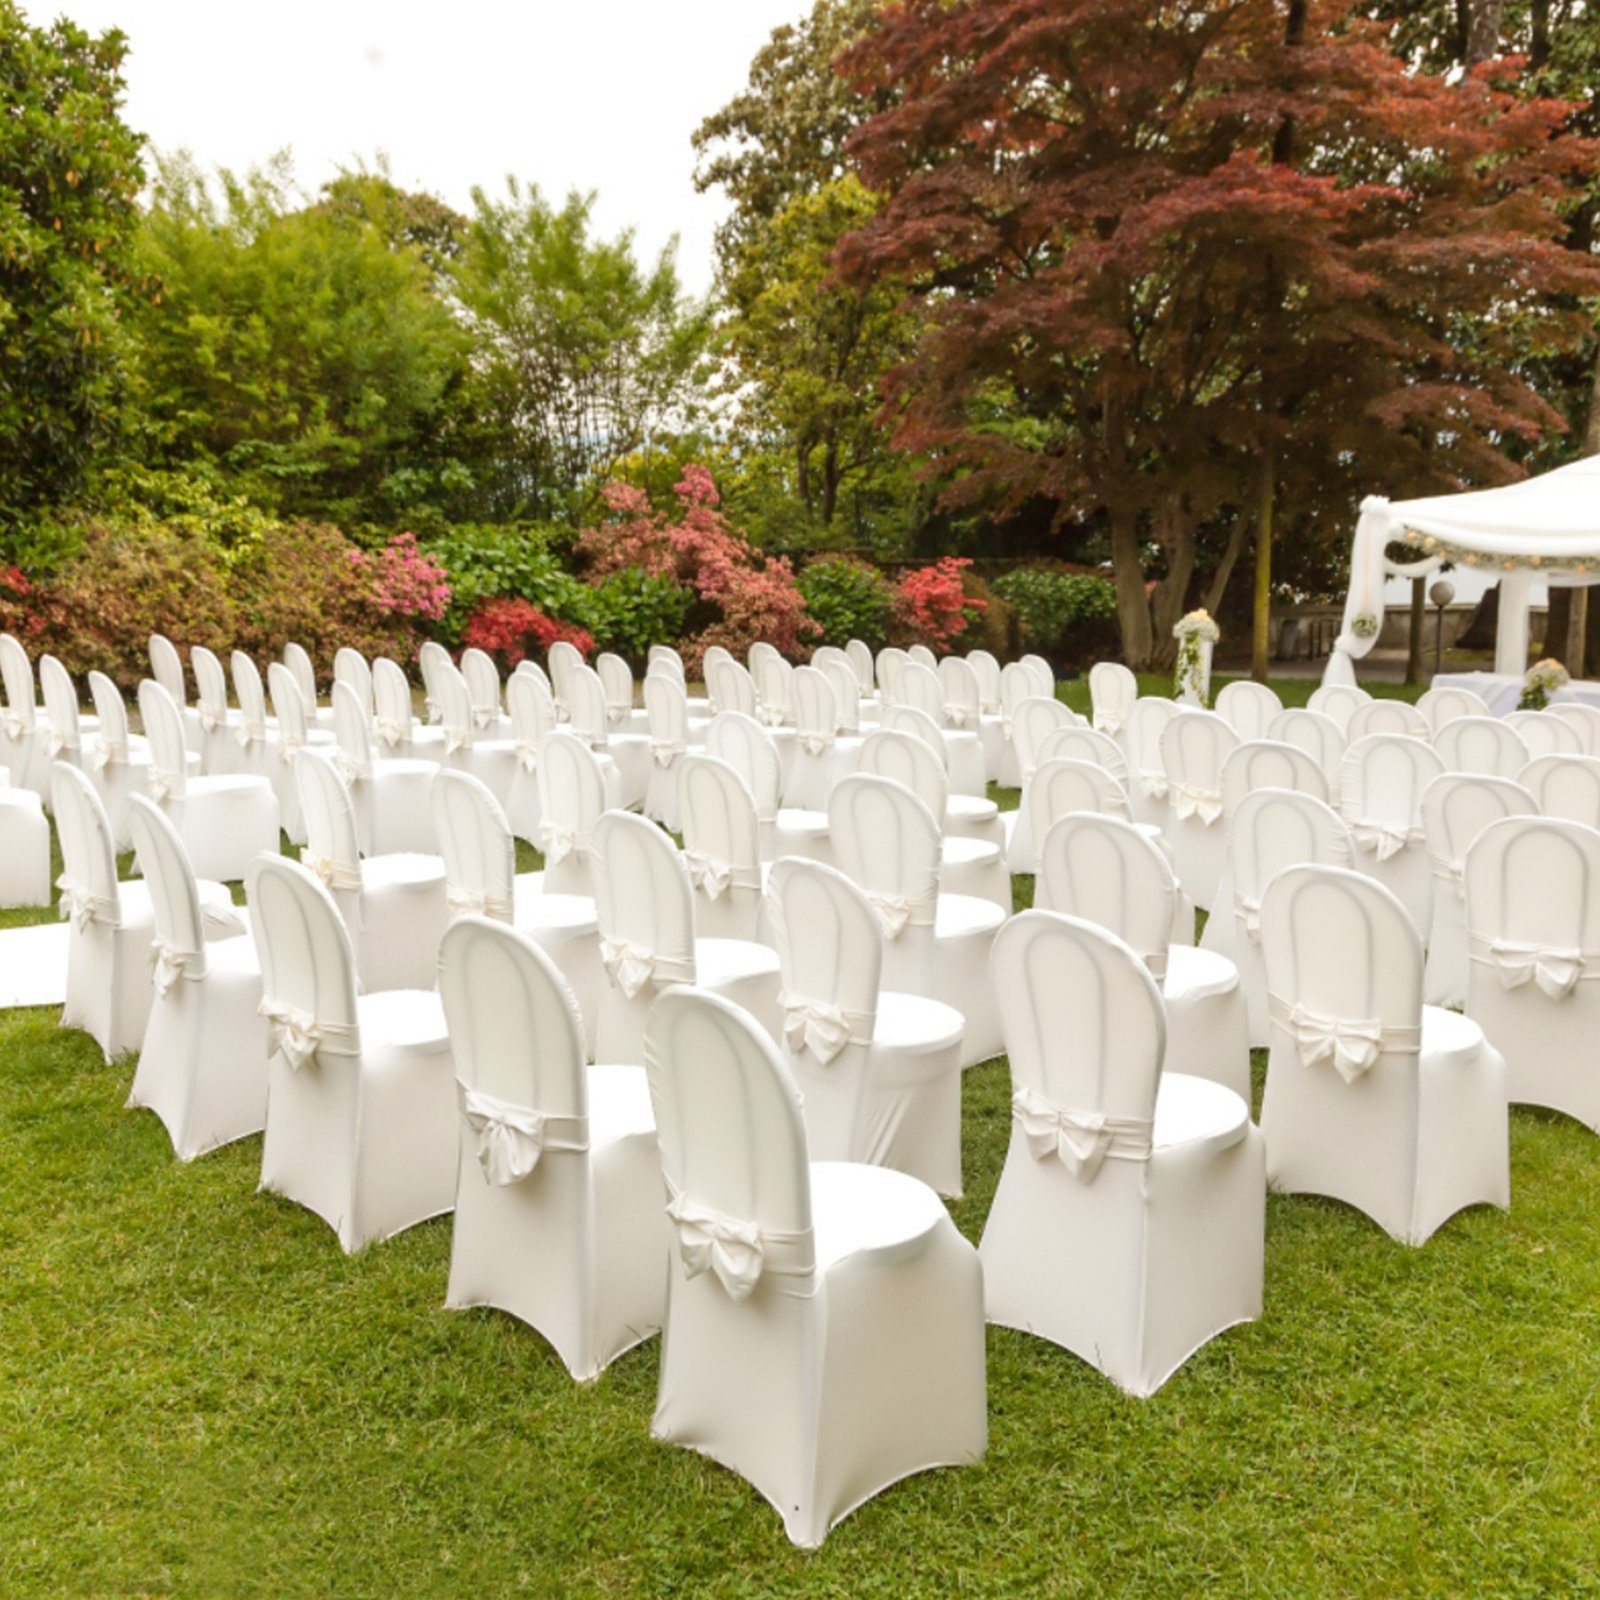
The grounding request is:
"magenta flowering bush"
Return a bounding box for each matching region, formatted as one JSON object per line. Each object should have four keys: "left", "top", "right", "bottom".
{"left": 349, "top": 531, "right": 451, "bottom": 622}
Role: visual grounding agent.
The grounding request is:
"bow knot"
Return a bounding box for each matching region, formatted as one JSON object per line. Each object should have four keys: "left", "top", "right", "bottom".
{"left": 1011, "top": 1084, "right": 1150, "bottom": 1182}
{"left": 87, "top": 738, "right": 116, "bottom": 771}
{"left": 600, "top": 936, "right": 660, "bottom": 999}
{"left": 150, "top": 938, "right": 201, "bottom": 997}
{"left": 1094, "top": 710, "right": 1125, "bottom": 736}
{"left": 1485, "top": 938, "right": 1587, "bottom": 1000}
{"left": 651, "top": 738, "right": 683, "bottom": 768}
{"left": 666, "top": 1193, "right": 769, "bottom": 1303}
{"left": 1, "top": 708, "right": 25, "bottom": 740}
{"left": 1350, "top": 818, "right": 1416, "bottom": 862}
{"left": 778, "top": 989, "right": 867, "bottom": 1065}
{"left": 541, "top": 820, "right": 578, "bottom": 864}
{"left": 146, "top": 768, "right": 177, "bottom": 802}
{"left": 868, "top": 890, "right": 913, "bottom": 939}
{"left": 234, "top": 722, "right": 263, "bottom": 749}
{"left": 798, "top": 731, "right": 831, "bottom": 756}
{"left": 1170, "top": 782, "right": 1224, "bottom": 825}
{"left": 443, "top": 727, "right": 469, "bottom": 755}
{"left": 334, "top": 748, "right": 370, "bottom": 785}
{"left": 446, "top": 884, "right": 513, "bottom": 922}
{"left": 375, "top": 716, "right": 407, "bottom": 748}
{"left": 757, "top": 705, "right": 787, "bottom": 728}
{"left": 1235, "top": 892, "right": 1263, "bottom": 939}
{"left": 57, "top": 875, "right": 117, "bottom": 933}
{"left": 259, "top": 998, "right": 358, "bottom": 1071}
{"left": 1281, "top": 1001, "right": 1385, "bottom": 1083}
{"left": 683, "top": 847, "right": 734, "bottom": 901}
{"left": 458, "top": 1082, "right": 588, "bottom": 1185}
{"left": 198, "top": 705, "right": 223, "bottom": 734}
{"left": 1136, "top": 770, "right": 1169, "bottom": 800}
{"left": 514, "top": 740, "right": 539, "bottom": 774}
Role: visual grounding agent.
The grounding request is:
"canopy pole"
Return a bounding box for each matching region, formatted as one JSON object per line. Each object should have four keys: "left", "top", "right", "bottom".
{"left": 1494, "top": 573, "right": 1535, "bottom": 676}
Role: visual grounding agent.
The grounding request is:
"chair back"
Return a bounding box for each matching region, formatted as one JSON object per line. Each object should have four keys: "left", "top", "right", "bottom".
{"left": 1215, "top": 680, "right": 1283, "bottom": 742}
{"left": 876, "top": 647, "right": 910, "bottom": 706}
{"left": 283, "top": 641, "right": 318, "bottom": 712}
{"left": 52, "top": 762, "right": 120, "bottom": 927}
{"left": 1504, "top": 709, "right": 1583, "bottom": 760}
{"left": 857, "top": 728, "right": 949, "bottom": 821}
{"left": 1268, "top": 707, "right": 1345, "bottom": 788}
{"left": 331, "top": 679, "right": 376, "bottom": 782}
{"left": 1035, "top": 813, "right": 1176, "bottom": 978}
{"left": 247, "top": 853, "right": 360, "bottom": 1045}
{"left": 137, "top": 680, "right": 190, "bottom": 799}
{"left": 1338, "top": 733, "right": 1444, "bottom": 857}
{"left": 997, "top": 660, "right": 1035, "bottom": 729}
{"left": 1220, "top": 739, "right": 1328, "bottom": 812}
{"left": 1519, "top": 753, "right": 1600, "bottom": 829}
{"left": 648, "top": 643, "right": 686, "bottom": 682}
{"left": 39, "top": 655, "right": 81, "bottom": 752}
{"left": 432, "top": 768, "right": 517, "bottom": 922}
{"left": 191, "top": 646, "right": 231, "bottom": 730}
{"left": 1550, "top": 701, "right": 1600, "bottom": 755}
{"left": 820, "top": 658, "right": 861, "bottom": 734}
{"left": 1012, "top": 695, "right": 1076, "bottom": 780}
{"left": 645, "top": 988, "right": 815, "bottom": 1290}
{"left": 907, "top": 643, "right": 937, "bottom": 671}
{"left": 461, "top": 647, "right": 503, "bottom": 727}
{"left": 596, "top": 653, "right": 634, "bottom": 725}
{"left": 268, "top": 664, "right": 312, "bottom": 756}
{"left": 507, "top": 668, "right": 558, "bottom": 773}
{"left": 790, "top": 665, "right": 838, "bottom": 751}
{"left": 1124, "top": 696, "right": 1179, "bottom": 795}
{"left": 332, "top": 647, "right": 373, "bottom": 718}
{"left": 1088, "top": 661, "right": 1137, "bottom": 736}
{"left": 1421, "top": 772, "right": 1537, "bottom": 895}
{"left": 845, "top": 639, "right": 876, "bottom": 695}
{"left": 881, "top": 702, "right": 951, "bottom": 771}
{"left": 966, "top": 647, "right": 1000, "bottom": 712}
{"left": 127, "top": 794, "right": 208, "bottom": 980}
{"left": 591, "top": 809, "right": 697, "bottom": 973}
{"left": 706, "top": 655, "right": 758, "bottom": 720}
{"left": 827, "top": 773, "right": 941, "bottom": 935}
{"left": 371, "top": 657, "right": 415, "bottom": 749}
{"left": 678, "top": 755, "right": 764, "bottom": 896}
{"left": 1227, "top": 787, "right": 1352, "bottom": 940}
{"left": 704, "top": 711, "right": 782, "bottom": 823}
{"left": 148, "top": 633, "right": 188, "bottom": 709}
{"left": 440, "top": 916, "right": 586, "bottom": 1116}
{"left": 1035, "top": 723, "right": 1127, "bottom": 784}
{"left": 1433, "top": 715, "right": 1529, "bottom": 778}
{"left": 231, "top": 652, "right": 270, "bottom": 743}
{"left": 643, "top": 673, "right": 690, "bottom": 763}
{"left": 434, "top": 661, "right": 477, "bottom": 749}
{"left": 536, "top": 729, "right": 611, "bottom": 864}
{"left": 294, "top": 747, "right": 364, "bottom": 883}
{"left": 1020, "top": 654, "right": 1054, "bottom": 696}
{"left": 1306, "top": 682, "right": 1372, "bottom": 732}
{"left": 992, "top": 910, "right": 1164, "bottom": 1130}
{"left": 418, "top": 640, "right": 451, "bottom": 720}
{"left": 1346, "top": 697, "right": 1428, "bottom": 743}
{"left": 752, "top": 651, "right": 794, "bottom": 729}
{"left": 567, "top": 663, "right": 612, "bottom": 749}
{"left": 547, "top": 639, "right": 586, "bottom": 714}
{"left": 88, "top": 671, "right": 133, "bottom": 762}
{"left": 1028, "top": 758, "right": 1131, "bottom": 850}
{"left": 938, "top": 654, "right": 983, "bottom": 729}
{"left": 898, "top": 662, "right": 945, "bottom": 724}
{"left": 1160, "top": 710, "right": 1240, "bottom": 818}
{"left": 1417, "top": 684, "right": 1490, "bottom": 736}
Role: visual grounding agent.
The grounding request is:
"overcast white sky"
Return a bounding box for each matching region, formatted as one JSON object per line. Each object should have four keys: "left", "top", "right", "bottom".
{"left": 22, "top": 0, "right": 810, "bottom": 294}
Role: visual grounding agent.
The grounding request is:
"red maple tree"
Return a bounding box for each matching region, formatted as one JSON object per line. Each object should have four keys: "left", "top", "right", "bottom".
{"left": 837, "top": 0, "right": 1600, "bottom": 666}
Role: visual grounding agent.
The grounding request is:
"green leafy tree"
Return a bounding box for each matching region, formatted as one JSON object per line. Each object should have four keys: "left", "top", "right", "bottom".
{"left": 451, "top": 181, "right": 710, "bottom": 526}
{"left": 127, "top": 153, "right": 469, "bottom": 528}
{"left": 0, "top": 2, "right": 144, "bottom": 536}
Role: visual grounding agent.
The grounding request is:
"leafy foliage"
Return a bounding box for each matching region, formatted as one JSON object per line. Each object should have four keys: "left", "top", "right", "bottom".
{"left": 580, "top": 568, "right": 692, "bottom": 666}
{"left": 991, "top": 566, "right": 1119, "bottom": 660}
{"left": 797, "top": 553, "right": 896, "bottom": 648}
{"left": 0, "top": 4, "right": 145, "bottom": 532}
{"left": 892, "top": 555, "right": 985, "bottom": 651}
{"left": 460, "top": 597, "right": 593, "bottom": 673}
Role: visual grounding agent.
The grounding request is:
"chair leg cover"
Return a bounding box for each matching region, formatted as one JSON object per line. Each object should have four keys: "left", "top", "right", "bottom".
{"left": 259, "top": 1022, "right": 456, "bottom": 1253}
{"left": 860, "top": 1039, "right": 965, "bottom": 1198}
{"left": 127, "top": 941, "right": 267, "bottom": 1159}
{"left": 1468, "top": 978, "right": 1600, "bottom": 1134}
{"left": 63, "top": 915, "right": 156, "bottom": 1061}
{"left": 982, "top": 1113, "right": 1266, "bottom": 1397}
{"left": 651, "top": 1176, "right": 986, "bottom": 1549}
{"left": 0, "top": 792, "right": 51, "bottom": 908}
{"left": 167, "top": 782, "right": 280, "bottom": 883}
{"left": 446, "top": 1065, "right": 664, "bottom": 1380}
{"left": 1261, "top": 1013, "right": 1509, "bottom": 1245}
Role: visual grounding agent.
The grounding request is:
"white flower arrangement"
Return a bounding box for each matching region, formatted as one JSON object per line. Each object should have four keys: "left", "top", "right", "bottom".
{"left": 1173, "top": 609, "right": 1218, "bottom": 704}
{"left": 1518, "top": 658, "right": 1570, "bottom": 712}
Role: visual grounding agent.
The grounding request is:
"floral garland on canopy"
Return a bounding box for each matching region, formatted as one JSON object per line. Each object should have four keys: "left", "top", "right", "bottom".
{"left": 1397, "top": 526, "right": 1599, "bottom": 579}
{"left": 1173, "top": 609, "right": 1219, "bottom": 705}
{"left": 1518, "top": 658, "right": 1570, "bottom": 711}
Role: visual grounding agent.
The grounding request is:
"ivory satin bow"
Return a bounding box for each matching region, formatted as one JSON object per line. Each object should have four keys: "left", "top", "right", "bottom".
{"left": 1350, "top": 818, "right": 1417, "bottom": 862}
{"left": 150, "top": 938, "right": 201, "bottom": 997}
{"left": 458, "top": 1082, "right": 588, "bottom": 1185}
{"left": 757, "top": 706, "right": 787, "bottom": 728}
{"left": 797, "top": 731, "right": 831, "bottom": 756}
{"left": 1275, "top": 999, "right": 1388, "bottom": 1083}
{"left": 778, "top": 989, "right": 871, "bottom": 1066}
{"left": 446, "top": 884, "right": 513, "bottom": 922}
{"left": 301, "top": 849, "right": 363, "bottom": 892}
{"left": 1094, "top": 711, "right": 1126, "bottom": 736}
{"left": 234, "top": 722, "right": 264, "bottom": 749}
{"left": 651, "top": 739, "right": 683, "bottom": 768}
{"left": 86, "top": 737, "right": 117, "bottom": 772}
{"left": 868, "top": 890, "right": 914, "bottom": 939}
{"left": 278, "top": 732, "right": 305, "bottom": 764}
{"left": 57, "top": 876, "right": 118, "bottom": 933}
{"left": 946, "top": 705, "right": 971, "bottom": 728}
{"left": 259, "top": 998, "right": 358, "bottom": 1071}
{"left": 1, "top": 708, "right": 25, "bottom": 740}
{"left": 198, "top": 705, "right": 223, "bottom": 734}
{"left": 1170, "top": 782, "right": 1223, "bottom": 825}
{"left": 375, "top": 716, "right": 407, "bottom": 748}
{"left": 443, "top": 727, "right": 469, "bottom": 755}
{"left": 471, "top": 706, "right": 497, "bottom": 731}
{"left": 683, "top": 848, "right": 734, "bottom": 901}
{"left": 1137, "top": 770, "right": 1169, "bottom": 800}
{"left": 1481, "top": 938, "right": 1589, "bottom": 1000}
{"left": 46, "top": 725, "right": 73, "bottom": 757}
{"left": 541, "top": 821, "right": 578, "bottom": 864}
{"left": 146, "top": 768, "right": 177, "bottom": 802}
{"left": 1235, "top": 892, "right": 1263, "bottom": 939}
{"left": 665, "top": 1192, "right": 770, "bottom": 1303}
{"left": 514, "top": 740, "right": 539, "bottom": 774}
{"left": 600, "top": 937, "right": 661, "bottom": 999}
{"left": 1011, "top": 1084, "right": 1150, "bottom": 1182}
{"left": 334, "top": 749, "right": 371, "bottom": 785}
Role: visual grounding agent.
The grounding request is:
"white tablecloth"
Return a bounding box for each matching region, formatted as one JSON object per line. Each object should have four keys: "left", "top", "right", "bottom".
{"left": 1431, "top": 671, "right": 1600, "bottom": 717}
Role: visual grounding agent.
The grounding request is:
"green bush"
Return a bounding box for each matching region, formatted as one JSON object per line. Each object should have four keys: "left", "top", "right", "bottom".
{"left": 423, "top": 523, "right": 587, "bottom": 643}
{"left": 991, "top": 565, "right": 1119, "bottom": 660}
{"left": 582, "top": 567, "right": 692, "bottom": 665}
{"left": 798, "top": 554, "right": 895, "bottom": 650}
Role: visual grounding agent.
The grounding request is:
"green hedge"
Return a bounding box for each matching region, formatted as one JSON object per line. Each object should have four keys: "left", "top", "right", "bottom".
{"left": 990, "top": 566, "right": 1118, "bottom": 659}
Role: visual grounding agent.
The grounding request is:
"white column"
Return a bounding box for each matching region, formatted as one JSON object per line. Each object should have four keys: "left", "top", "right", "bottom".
{"left": 1494, "top": 572, "right": 1534, "bottom": 677}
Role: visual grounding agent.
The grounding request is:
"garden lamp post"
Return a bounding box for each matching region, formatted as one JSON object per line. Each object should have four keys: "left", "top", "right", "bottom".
{"left": 1430, "top": 579, "right": 1455, "bottom": 677}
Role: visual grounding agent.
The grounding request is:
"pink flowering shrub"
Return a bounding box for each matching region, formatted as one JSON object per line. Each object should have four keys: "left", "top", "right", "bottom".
{"left": 462, "top": 597, "right": 594, "bottom": 672}
{"left": 349, "top": 532, "right": 451, "bottom": 622}
{"left": 576, "top": 464, "right": 817, "bottom": 671}
{"left": 893, "top": 556, "right": 986, "bottom": 651}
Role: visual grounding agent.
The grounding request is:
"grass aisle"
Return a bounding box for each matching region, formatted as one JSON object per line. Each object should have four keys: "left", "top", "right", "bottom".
{"left": 4, "top": 676, "right": 1599, "bottom": 1596}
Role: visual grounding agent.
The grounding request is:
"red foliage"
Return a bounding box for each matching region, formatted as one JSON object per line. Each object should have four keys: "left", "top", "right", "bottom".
{"left": 576, "top": 463, "right": 818, "bottom": 670}
{"left": 893, "top": 556, "right": 985, "bottom": 649}
{"left": 462, "top": 597, "right": 594, "bottom": 672}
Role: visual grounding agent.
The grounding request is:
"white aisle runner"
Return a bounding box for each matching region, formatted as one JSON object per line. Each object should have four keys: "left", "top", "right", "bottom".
{"left": 0, "top": 923, "right": 68, "bottom": 1009}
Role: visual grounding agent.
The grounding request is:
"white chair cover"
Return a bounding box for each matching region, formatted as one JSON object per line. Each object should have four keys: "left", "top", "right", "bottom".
{"left": 536, "top": 730, "right": 612, "bottom": 898}
{"left": 1261, "top": 864, "right": 1508, "bottom": 1244}
{"left": 461, "top": 647, "right": 506, "bottom": 731}
{"left": 1337, "top": 732, "right": 1443, "bottom": 934}
{"left": 1550, "top": 700, "right": 1600, "bottom": 754}
{"left": 331, "top": 679, "right": 437, "bottom": 856}
{"left": 846, "top": 638, "right": 877, "bottom": 696}
{"left": 1160, "top": 710, "right": 1240, "bottom": 910}
{"left": 642, "top": 672, "right": 692, "bottom": 830}
{"left": 705, "top": 710, "right": 831, "bottom": 866}
{"left": 644, "top": 986, "right": 985, "bottom": 1546}
{"left": 1088, "top": 661, "right": 1137, "bottom": 739}
{"left": 436, "top": 660, "right": 519, "bottom": 806}
{"left": 505, "top": 668, "right": 558, "bottom": 843}
{"left": 85, "top": 669, "right": 152, "bottom": 848}
{"left": 1418, "top": 683, "right": 1491, "bottom": 736}
{"left": 1123, "top": 696, "right": 1180, "bottom": 830}
{"left": 1215, "top": 680, "right": 1282, "bottom": 742}
{"left": 1267, "top": 707, "right": 1345, "bottom": 791}
{"left": 677, "top": 754, "right": 769, "bottom": 943}
{"left": 1306, "top": 682, "right": 1371, "bottom": 732}
{"left": 980, "top": 910, "right": 1263, "bottom": 1396}
{"left": 1519, "top": 753, "right": 1600, "bottom": 829}
{"left": 1347, "top": 697, "right": 1428, "bottom": 743}
{"left": 1504, "top": 709, "right": 1583, "bottom": 760}
{"left": 1433, "top": 715, "right": 1530, "bottom": 778}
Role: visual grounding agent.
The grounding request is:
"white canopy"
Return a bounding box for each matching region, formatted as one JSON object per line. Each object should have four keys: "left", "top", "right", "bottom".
{"left": 1328, "top": 456, "right": 1600, "bottom": 684}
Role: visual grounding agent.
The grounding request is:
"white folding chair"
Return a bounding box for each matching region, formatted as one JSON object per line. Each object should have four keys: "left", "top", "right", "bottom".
{"left": 38, "top": 654, "right": 89, "bottom": 780}
{"left": 331, "top": 679, "right": 437, "bottom": 855}
{"left": 820, "top": 656, "right": 863, "bottom": 737}
{"left": 138, "top": 679, "right": 279, "bottom": 883}
{"left": 250, "top": 852, "right": 455, "bottom": 1253}
{"left": 431, "top": 766, "right": 603, "bottom": 1051}
{"left": 858, "top": 730, "right": 1009, "bottom": 913}
{"left": 1418, "top": 683, "right": 1490, "bottom": 736}
{"left": 980, "top": 911, "right": 1263, "bottom": 1396}
{"left": 879, "top": 702, "right": 1002, "bottom": 842}
{"left": 1159, "top": 710, "right": 1239, "bottom": 910}
{"left": 596, "top": 652, "right": 643, "bottom": 734}
{"left": 228, "top": 651, "right": 278, "bottom": 798}
{"left": 1020, "top": 653, "right": 1054, "bottom": 697}
{"left": 1420, "top": 772, "right": 1538, "bottom": 1009}
{"left": 1036, "top": 813, "right": 1249, "bottom": 1098}
{"left": 752, "top": 650, "right": 795, "bottom": 735}
{"left": 441, "top": 916, "right": 661, "bottom": 1378}
{"left": 1, "top": 632, "right": 52, "bottom": 798}
{"left": 589, "top": 810, "right": 781, "bottom": 1064}
{"left": 149, "top": 632, "right": 203, "bottom": 751}
{"left": 829, "top": 773, "right": 1004, "bottom": 1066}
{"left": 965, "top": 647, "right": 1000, "bottom": 715}
{"left": 1466, "top": 815, "right": 1600, "bottom": 1135}
{"left": 1088, "top": 661, "right": 1137, "bottom": 740}
{"left": 1267, "top": 707, "right": 1345, "bottom": 792}
{"left": 645, "top": 986, "right": 985, "bottom": 1547}
{"left": 266, "top": 663, "right": 335, "bottom": 846}
{"left": 1215, "top": 680, "right": 1282, "bottom": 742}
{"left": 676, "top": 754, "right": 769, "bottom": 943}
{"left": 282, "top": 641, "right": 327, "bottom": 730}
{"left": 995, "top": 660, "right": 1039, "bottom": 786}
{"left": 547, "top": 639, "right": 584, "bottom": 720}
{"left": 846, "top": 638, "right": 878, "bottom": 699}
{"left": 1261, "top": 864, "right": 1508, "bottom": 1244}
{"left": 907, "top": 643, "right": 938, "bottom": 672}
{"left": 1338, "top": 732, "right": 1443, "bottom": 935}
{"left": 876, "top": 646, "right": 910, "bottom": 707}
{"left": 418, "top": 639, "right": 451, "bottom": 726}
{"left": 1205, "top": 788, "right": 1353, "bottom": 1046}
{"left": 1504, "top": 709, "right": 1583, "bottom": 760}
{"left": 765, "top": 857, "right": 966, "bottom": 1196}
{"left": 1346, "top": 697, "right": 1429, "bottom": 743}
{"left": 1433, "top": 715, "right": 1529, "bottom": 778}
{"left": 332, "top": 646, "right": 374, "bottom": 720}
{"left": 125, "top": 794, "right": 266, "bottom": 1159}
{"left": 704, "top": 710, "right": 831, "bottom": 865}
{"left": 1306, "top": 682, "right": 1371, "bottom": 733}
{"left": 294, "top": 746, "right": 448, "bottom": 993}
{"left": 1519, "top": 753, "right": 1600, "bottom": 829}
{"left": 897, "top": 661, "right": 984, "bottom": 796}
{"left": 939, "top": 654, "right": 1001, "bottom": 771}
{"left": 706, "top": 654, "right": 758, "bottom": 719}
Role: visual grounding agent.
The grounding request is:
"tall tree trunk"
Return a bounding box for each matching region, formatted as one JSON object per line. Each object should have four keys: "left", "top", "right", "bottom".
{"left": 1530, "top": 0, "right": 1552, "bottom": 66}
{"left": 1465, "top": 0, "right": 1504, "bottom": 62}
{"left": 1406, "top": 575, "right": 1428, "bottom": 685}
{"left": 1545, "top": 585, "right": 1572, "bottom": 664}
{"left": 1109, "top": 503, "right": 1155, "bottom": 669}
{"left": 1252, "top": 449, "right": 1275, "bottom": 683}
{"left": 1457, "top": 582, "right": 1501, "bottom": 651}
{"left": 1586, "top": 343, "right": 1600, "bottom": 457}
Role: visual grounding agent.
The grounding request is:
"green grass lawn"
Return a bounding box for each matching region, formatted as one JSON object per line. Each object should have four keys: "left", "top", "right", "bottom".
{"left": 7, "top": 673, "right": 1599, "bottom": 1597}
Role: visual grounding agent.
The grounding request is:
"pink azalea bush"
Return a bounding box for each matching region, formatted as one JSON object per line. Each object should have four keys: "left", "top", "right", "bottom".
{"left": 893, "top": 556, "right": 985, "bottom": 651}
{"left": 577, "top": 464, "right": 817, "bottom": 671}
{"left": 349, "top": 531, "right": 452, "bottom": 622}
